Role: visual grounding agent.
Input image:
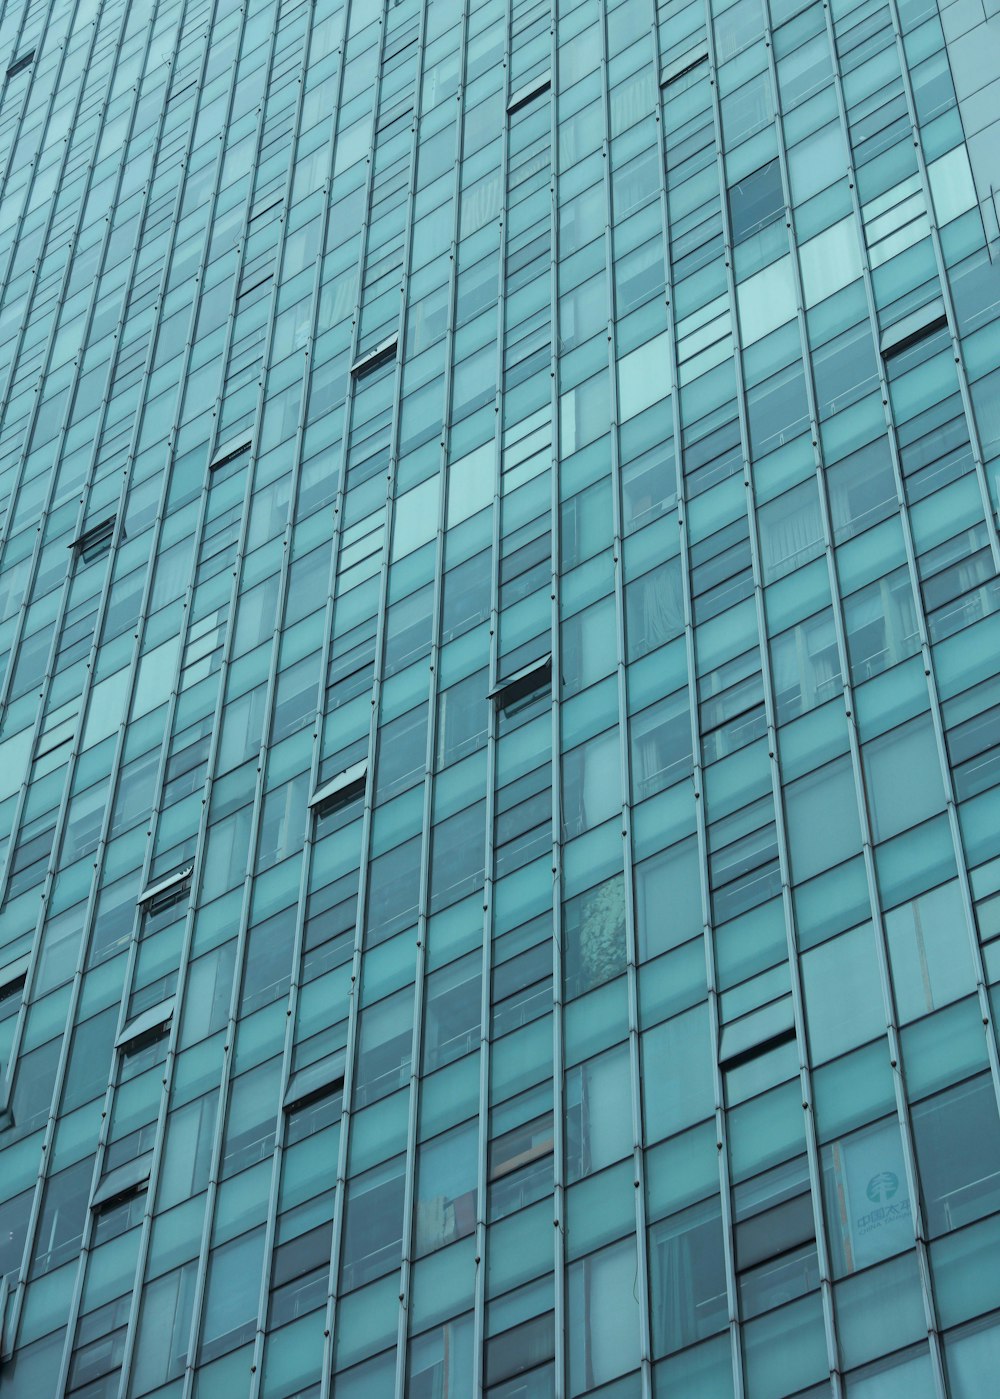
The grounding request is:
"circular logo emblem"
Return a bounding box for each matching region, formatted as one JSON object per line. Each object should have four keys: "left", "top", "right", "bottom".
{"left": 866, "top": 1171, "right": 899, "bottom": 1204}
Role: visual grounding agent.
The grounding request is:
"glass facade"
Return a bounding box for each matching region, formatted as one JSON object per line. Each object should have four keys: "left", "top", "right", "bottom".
{"left": 1, "top": 0, "right": 1000, "bottom": 1393}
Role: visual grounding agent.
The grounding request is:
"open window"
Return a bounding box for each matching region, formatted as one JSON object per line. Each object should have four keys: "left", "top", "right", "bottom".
{"left": 661, "top": 44, "right": 708, "bottom": 87}
{"left": 72, "top": 516, "right": 117, "bottom": 565}
{"left": 350, "top": 334, "right": 398, "bottom": 380}
{"left": 5, "top": 50, "right": 34, "bottom": 80}
{"left": 137, "top": 865, "right": 192, "bottom": 917}
{"left": 507, "top": 74, "right": 550, "bottom": 114}
{"left": 209, "top": 439, "right": 251, "bottom": 473}
{"left": 309, "top": 759, "right": 367, "bottom": 820}
{"left": 116, "top": 998, "right": 175, "bottom": 1057}
{"left": 490, "top": 654, "right": 551, "bottom": 715}
{"left": 283, "top": 1053, "right": 346, "bottom": 1143}
{"left": 880, "top": 303, "right": 948, "bottom": 360}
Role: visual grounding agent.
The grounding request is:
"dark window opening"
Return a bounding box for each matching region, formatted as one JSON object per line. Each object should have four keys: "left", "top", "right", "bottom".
{"left": 720, "top": 1024, "right": 796, "bottom": 1072}
{"left": 5, "top": 50, "right": 34, "bottom": 79}
{"left": 209, "top": 440, "right": 251, "bottom": 472}
{"left": 492, "top": 656, "right": 552, "bottom": 714}
{"left": 881, "top": 312, "right": 949, "bottom": 361}
{"left": 507, "top": 75, "right": 551, "bottom": 115}
{"left": 351, "top": 335, "right": 398, "bottom": 379}
{"left": 661, "top": 47, "right": 708, "bottom": 85}
{"left": 72, "top": 516, "right": 117, "bottom": 564}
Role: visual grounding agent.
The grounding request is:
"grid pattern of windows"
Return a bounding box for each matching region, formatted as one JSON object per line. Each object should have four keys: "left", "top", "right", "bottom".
{"left": 0, "top": 0, "right": 999, "bottom": 1395}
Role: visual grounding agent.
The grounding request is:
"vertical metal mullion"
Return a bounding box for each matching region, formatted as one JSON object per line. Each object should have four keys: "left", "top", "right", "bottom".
{"left": 314, "top": 7, "right": 408, "bottom": 1392}
{"left": 29, "top": 0, "right": 223, "bottom": 1374}
{"left": 173, "top": 5, "right": 324, "bottom": 1391}
{"left": 827, "top": 0, "right": 1000, "bottom": 1094}
{"left": 874, "top": 0, "right": 1000, "bottom": 1089}
{"left": 545, "top": 5, "right": 566, "bottom": 1396}
{"left": 0, "top": 0, "right": 87, "bottom": 424}
{"left": 0, "top": 2, "right": 183, "bottom": 927}
{"left": 595, "top": 3, "right": 653, "bottom": 1395}
{"left": 100, "top": 0, "right": 286, "bottom": 1381}
{"left": 0, "top": 0, "right": 75, "bottom": 346}
{"left": 701, "top": 0, "right": 846, "bottom": 1384}
{"left": 244, "top": 5, "right": 355, "bottom": 1392}
{"left": 0, "top": 0, "right": 126, "bottom": 560}
{"left": 648, "top": 7, "right": 745, "bottom": 1393}
{"left": 821, "top": 15, "right": 1000, "bottom": 1385}
{"left": 0, "top": 0, "right": 191, "bottom": 1362}
{"left": 471, "top": 0, "right": 515, "bottom": 1391}
{"left": 11, "top": 0, "right": 249, "bottom": 1377}
{"left": 0, "top": 0, "right": 172, "bottom": 1109}
{"left": 881, "top": 0, "right": 1000, "bottom": 573}
{"left": 760, "top": 5, "right": 951, "bottom": 1395}
{"left": 392, "top": 1, "right": 471, "bottom": 1393}
{"left": 0, "top": 0, "right": 144, "bottom": 895}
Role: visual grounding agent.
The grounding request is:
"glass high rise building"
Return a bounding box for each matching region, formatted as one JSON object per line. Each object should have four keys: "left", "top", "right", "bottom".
{"left": 1, "top": 0, "right": 1000, "bottom": 1393}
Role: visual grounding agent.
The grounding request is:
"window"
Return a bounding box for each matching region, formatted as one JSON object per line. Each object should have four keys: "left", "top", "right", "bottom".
{"left": 492, "top": 655, "right": 551, "bottom": 713}
{"left": 485, "top": 1310, "right": 553, "bottom": 1392}
{"left": 137, "top": 865, "right": 192, "bottom": 914}
{"left": 562, "top": 876, "right": 626, "bottom": 1000}
{"left": 116, "top": 998, "right": 174, "bottom": 1057}
{"left": 127, "top": 1263, "right": 196, "bottom": 1392}
{"left": 843, "top": 567, "right": 920, "bottom": 683}
{"left": 284, "top": 1057, "right": 345, "bottom": 1142}
{"left": 437, "top": 671, "right": 489, "bottom": 767}
{"left": 208, "top": 439, "right": 251, "bottom": 472}
{"left": 626, "top": 559, "right": 684, "bottom": 659}
{"left": 881, "top": 309, "right": 948, "bottom": 361}
{"left": 565, "top": 1043, "right": 632, "bottom": 1181}
{"left": 758, "top": 481, "right": 824, "bottom": 582}
{"left": 822, "top": 1117, "right": 913, "bottom": 1276}
{"left": 5, "top": 50, "right": 34, "bottom": 79}
{"left": 340, "top": 1156, "right": 405, "bottom": 1290}
{"left": 661, "top": 45, "right": 708, "bottom": 86}
{"left": 729, "top": 161, "right": 784, "bottom": 243}
{"left": 506, "top": 74, "right": 550, "bottom": 114}
{"left": 492, "top": 915, "right": 552, "bottom": 1039}
{"left": 220, "top": 1060, "right": 281, "bottom": 1176}
{"left": 863, "top": 715, "right": 946, "bottom": 844}
{"left": 30, "top": 1160, "right": 93, "bottom": 1277}
{"left": 568, "top": 1238, "right": 642, "bottom": 1393}
{"left": 910, "top": 1074, "right": 1000, "bottom": 1237}
{"left": 734, "top": 1156, "right": 817, "bottom": 1319}
{"left": 72, "top": 516, "right": 117, "bottom": 564}
{"left": 422, "top": 952, "right": 481, "bottom": 1071}
{"left": 375, "top": 706, "right": 427, "bottom": 797}
{"left": 488, "top": 1099, "right": 553, "bottom": 1220}
{"left": 413, "top": 1120, "right": 477, "bottom": 1255}
{"left": 354, "top": 988, "right": 412, "bottom": 1107}
{"left": 90, "top": 1169, "right": 148, "bottom": 1245}
{"left": 560, "top": 730, "right": 621, "bottom": 840}
{"left": 268, "top": 1220, "right": 331, "bottom": 1329}
{"left": 198, "top": 1228, "right": 266, "bottom": 1362}
{"left": 650, "top": 1197, "right": 729, "bottom": 1355}
{"left": 350, "top": 333, "right": 398, "bottom": 379}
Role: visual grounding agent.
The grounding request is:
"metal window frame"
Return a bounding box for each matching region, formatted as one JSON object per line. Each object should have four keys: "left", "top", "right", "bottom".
{"left": 349, "top": 332, "right": 398, "bottom": 379}
{"left": 136, "top": 864, "right": 193, "bottom": 909}
{"left": 307, "top": 758, "right": 368, "bottom": 814}
{"left": 489, "top": 653, "right": 552, "bottom": 711}
{"left": 4, "top": 50, "right": 34, "bottom": 80}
